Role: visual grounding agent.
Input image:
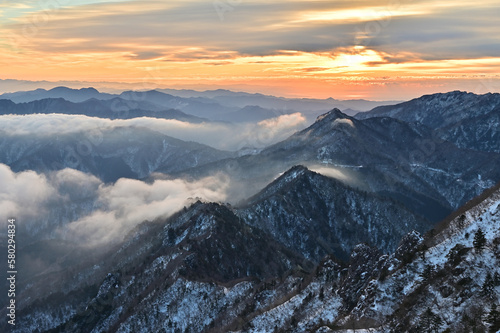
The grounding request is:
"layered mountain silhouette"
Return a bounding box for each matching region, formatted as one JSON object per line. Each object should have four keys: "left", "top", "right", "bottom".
{"left": 0, "top": 97, "right": 208, "bottom": 122}
{"left": 1, "top": 89, "right": 500, "bottom": 333}
{"left": 183, "top": 106, "right": 500, "bottom": 222}
{"left": 0, "top": 86, "right": 114, "bottom": 103}
{"left": 0, "top": 86, "right": 401, "bottom": 123}
{"left": 4, "top": 176, "right": 499, "bottom": 333}
{"left": 0, "top": 126, "right": 234, "bottom": 182}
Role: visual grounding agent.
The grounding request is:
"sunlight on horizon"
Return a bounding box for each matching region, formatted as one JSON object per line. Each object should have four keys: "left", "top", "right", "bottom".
{"left": 0, "top": 0, "right": 499, "bottom": 99}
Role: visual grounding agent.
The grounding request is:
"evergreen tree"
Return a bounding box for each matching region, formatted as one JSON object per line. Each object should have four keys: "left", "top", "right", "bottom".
{"left": 419, "top": 244, "right": 429, "bottom": 260}
{"left": 420, "top": 264, "right": 435, "bottom": 284}
{"left": 431, "top": 314, "right": 443, "bottom": 333}
{"left": 419, "top": 307, "right": 442, "bottom": 333}
{"left": 473, "top": 228, "right": 486, "bottom": 252}
{"left": 167, "top": 228, "right": 176, "bottom": 244}
{"left": 494, "top": 272, "right": 500, "bottom": 286}
{"left": 446, "top": 243, "right": 466, "bottom": 266}
{"left": 482, "top": 273, "right": 495, "bottom": 297}
{"left": 487, "top": 304, "right": 500, "bottom": 333}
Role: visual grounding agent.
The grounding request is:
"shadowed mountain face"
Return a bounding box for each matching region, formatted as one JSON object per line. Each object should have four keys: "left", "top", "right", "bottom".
{"left": 265, "top": 109, "right": 500, "bottom": 213}
{"left": 0, "top": 201, "right": 312, "bottom": 333}
{"left": 237, "top": 166, "right": 431, "bottom": 262}
{"left": 2, "top": 90, "right": 500, "bottom": 333}
{"left": 0, "top": 126, "right": 234, "bottom": 182}
{"left": 183, "top": 108, "right": 500, "bottom": 222}
{"left": 356, "top": 91, "right": 500, "bottom": 153}
{"left": 356, "top": 91, "right": 500, "bottom": 128}
{"left": 4, "top": 178, "right": 499, "bottom": 333}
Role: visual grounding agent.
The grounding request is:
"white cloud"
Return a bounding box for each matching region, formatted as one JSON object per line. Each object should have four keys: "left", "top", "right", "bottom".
{"left": 0, "top": 113, "right": 307, "bottom": 150}
{"left": 0, "top": 163, "right": 230, "bottom": 246}
{"left": 61, "top": 173, "right": 230, "bottom": 246}
{"left": 308, "top": 165, "right": 351, "bottom": 183}
{"left": 0, "top": 111, "right": 308, "bottom": 245}
{"left": 4, "top": 0, "right": 499, "bottom": 61}
{"left": 333, "top": 118, "right": 354, "bottom": 128}
{"left": 256, "top": 113, "right": 307, "bottom": 142}
{"left": 0, "top": 163, "right": 57, "bottom": 221}
{"left": 306, "top": 164, "right": 365, "bottom": 189}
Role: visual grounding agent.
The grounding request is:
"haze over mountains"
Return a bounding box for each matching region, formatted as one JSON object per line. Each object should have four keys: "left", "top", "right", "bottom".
{"left": 1, "top": 88, "right": 499, "bottom": 332}
{"left": 0, "top": 86, "right": 400, "bottom": 121}
{"left": 180, "top": 106, "right": 500, "bottom": 222}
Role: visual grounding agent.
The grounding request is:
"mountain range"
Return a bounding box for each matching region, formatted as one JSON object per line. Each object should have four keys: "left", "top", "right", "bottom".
{"left": 0, "top": 126, "right": 234, "bottom": 183}
{"left": 1, "top": 89, "right": 499, "bottom": 332}
{"left": 0, "top": 86, "right": 401, "bottom": 123}
{"left": 356, "top": 90, "right": 500, "bottom": 153}
{"left": 0, "top": 97, "right": 207, "bottom": 123}
{"left": 180, "top": 106, "right": 500, "bottom": 222}
{"left": 4, "top": 171, "right": 499, "bottom": 333}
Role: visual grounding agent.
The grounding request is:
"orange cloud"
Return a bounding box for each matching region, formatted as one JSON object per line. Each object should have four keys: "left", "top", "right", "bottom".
{"left": 0, "top": 0, "right": 499, "bottom": 100}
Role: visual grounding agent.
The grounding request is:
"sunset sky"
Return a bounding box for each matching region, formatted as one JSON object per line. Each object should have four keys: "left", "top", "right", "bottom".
{"left": 1, "top": 0, "right": 499, "bottom": 100}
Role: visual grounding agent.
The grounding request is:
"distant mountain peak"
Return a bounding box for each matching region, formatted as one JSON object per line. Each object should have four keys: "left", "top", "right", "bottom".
{"left": 315, "top": 108, "right": 347, "bottom": 122}
{"left": 301, "top": 108, "right": 357, "bottom": 136}
{"left": 48, "top": 86, "right": 99, "bottom": 93}
{"left": 80, "top": 87, "right": 99, "bottom": 93}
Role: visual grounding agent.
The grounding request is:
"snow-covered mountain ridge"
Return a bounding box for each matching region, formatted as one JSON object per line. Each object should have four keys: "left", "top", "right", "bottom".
{"left": 4, "top": 181, "right": 499, "bottom": 332}
{"left": 357, "top": 91, "right": 500, "bottom": 153}
{"left": 1, "top": 90, "right": 500, "bottom": 332}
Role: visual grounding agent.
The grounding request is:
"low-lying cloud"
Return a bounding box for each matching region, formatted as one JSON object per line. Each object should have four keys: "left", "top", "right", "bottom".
{"left": 0, "top": 113, "right": 307, "bottom": 151}
{"left": 307, "top": 164, "right": 366, "bottom": 190}
{"left": 308, "top": 165, "right": 351, "bottom": 183}
{"left": 0, "top": 163, "right": 229, "bottom": 246}
{"left": 0, "top": 163, "right": 58, "bottom": 221}
{"left": 63, "top": 174, "right": 229, "bottom": 246}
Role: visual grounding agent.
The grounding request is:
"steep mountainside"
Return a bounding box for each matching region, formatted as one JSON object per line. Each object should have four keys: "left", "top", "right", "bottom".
{"left": 240, "top": 178, "right": 500, "bottom": 333}
{"left": 356, "top": 91, "right": 500, "bottom": 128}
{"left": 5, "top": 182, "right": 499, "bottom": 333}
{"left": 185, "top": 108, "right": 500, "bottom": 222}
{"left": 356, "top": 91, "right": 500, "bottom": 153}
{"left": 2, "top": 91, "right": 500, "bottom": 333}
{"left": 440, "top": 105, "right": 500, "bottom": 153}
{"left": 1, "top": 202, "right": 311, "bottom": 333}
{"left": 328, "top": 182, "right": 500, "bottom": 332}
{"left": 237, "top": 166, "right": 430, "bottom": 262}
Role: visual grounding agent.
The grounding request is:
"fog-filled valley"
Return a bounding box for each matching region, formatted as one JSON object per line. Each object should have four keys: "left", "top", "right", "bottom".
{"left": 1, "top": 88, "right": 500, "bottom": 332}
